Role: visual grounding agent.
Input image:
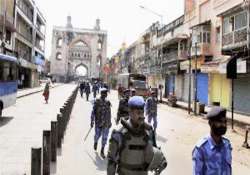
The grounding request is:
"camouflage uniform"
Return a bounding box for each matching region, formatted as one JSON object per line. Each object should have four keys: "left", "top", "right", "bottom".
{"left": 107, "top": 96, "right": 167, "bottom": 175}
{"left": 91, "top": 98, "right": 112, "bottom": 149}
{"left": 116, "top": 97, "right": 129, "bottom": 123}
{"left": 145, "top": 96, "right": 158, "bottom": 130}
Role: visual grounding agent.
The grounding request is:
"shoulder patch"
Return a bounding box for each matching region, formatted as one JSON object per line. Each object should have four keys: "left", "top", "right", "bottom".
{"left": 222, "top": 137, "right": 232, "bottom": 148}
{"left": 195, "top": 137, "right": 209, "bottom": 148}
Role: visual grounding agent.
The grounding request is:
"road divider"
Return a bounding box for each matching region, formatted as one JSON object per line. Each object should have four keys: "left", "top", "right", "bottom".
{"left": 30, "top": 86, "right": 78, "bottom": 175}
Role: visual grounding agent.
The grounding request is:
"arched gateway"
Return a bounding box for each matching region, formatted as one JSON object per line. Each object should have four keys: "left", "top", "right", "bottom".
{"left": 50, "top": 16, "right": 107, "bottom": 82}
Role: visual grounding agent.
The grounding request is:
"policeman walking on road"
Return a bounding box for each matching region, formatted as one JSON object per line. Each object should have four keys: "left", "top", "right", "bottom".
{"left": 85, "top": 82, "right": 91, "bottom": 101}
{"left": 131, "top": 89, "right": 136, "bottom": 97}
{"left": 192, "top": 107, "right": 232, "bottom": 175}
{"left": 107, "top": 96, "right": 167, "bottom": 175}
{"left": 145, "top": 91, "right": 158, "bottom": 131}
{"left": 90, "top": 88, "right": 112, "bottom": 158}
{"left": 116, "top": 89, "right": 130, "bottom": 125}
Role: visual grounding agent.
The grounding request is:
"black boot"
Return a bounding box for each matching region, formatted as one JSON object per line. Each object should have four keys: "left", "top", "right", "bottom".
{"left": 94, "top": 142, "right": 97, "bottom": 151}
{"left": 100, "top": 147, "right": 105, "bottom": 159}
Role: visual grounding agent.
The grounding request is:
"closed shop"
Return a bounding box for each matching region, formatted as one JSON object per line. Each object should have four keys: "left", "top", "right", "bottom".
{"left": 175, "top": 75, "right": 183, "bottom": 100}
{"left": 197, "top": 73, "right": 208, "bottom": 105}
{"left": 234, "top": 74, "right": 250, "bottom": 115}
{"left": 181, "top": 74, "right": 193, "bottom": 102}
{"left": 165, "top": 75, "right": 175, "bottom": 97}
{"left": 210, "top": 74, "right": 230, "bottom": 108}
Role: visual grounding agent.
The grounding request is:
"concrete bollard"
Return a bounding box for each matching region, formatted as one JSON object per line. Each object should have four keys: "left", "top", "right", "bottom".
{"left": 243, "top": 126, "right": 250, "bottom": 149}
{"left": 42, "top": 130, "right": 51, "bottom": 175}
{"left": 57, "top": 114, "right": 63, "bottom": 148}
{"left": 31, "top": 148, "right": 41, "bottom": 175}
{"left": 51, "top": 121, "right": 57, "bottom": 162}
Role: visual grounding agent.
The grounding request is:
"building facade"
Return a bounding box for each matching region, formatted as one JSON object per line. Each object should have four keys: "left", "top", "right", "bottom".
{"left": 14, "top": 0, "right": 46, "bottom": 88}
{"left": 0, "top": 0, "right": 46, "bottom": 88}
{"left": 110, "top": 0, "right": 250, "bottom": 116}
{"left": 50, "top": 17, "right": 107, "bottom": 82}
{"left": 0, "top": 0, "right": 16, "bottom": 56}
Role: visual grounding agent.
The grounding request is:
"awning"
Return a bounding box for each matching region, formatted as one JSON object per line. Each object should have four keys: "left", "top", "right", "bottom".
{"left": 160, "top": 34, "right": 189, "bottom": 47}
{"left": 201, "top": 57, "right": 247, "bottom": 74}
{"left": 18, "top": 58, "right": 37, "bottom": 70}
{"left": 190, "top": 20, "right": 211, "bottom": 29}
{"left": 201, "top": 58, "right": 228, "bottom": 73}
{"left": 0, "top": 53, "right": 17, "bottom": 63}
{"left": 217, "top": 3, "right": 242, "bottom": 17}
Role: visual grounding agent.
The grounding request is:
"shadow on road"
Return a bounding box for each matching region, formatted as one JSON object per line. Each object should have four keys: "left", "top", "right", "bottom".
{"left": 0, "top": 116, "right": 14, "bottom": 127}
{"left": 85, "top": 150, "right": 107, "bottom": 171}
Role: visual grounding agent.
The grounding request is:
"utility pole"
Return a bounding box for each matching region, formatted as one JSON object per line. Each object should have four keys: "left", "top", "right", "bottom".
{"left": 194, "top": 42, "right": 198, "bottom": 115}
{"left": 188, "top": 38, "right": 192, "bottom": 114}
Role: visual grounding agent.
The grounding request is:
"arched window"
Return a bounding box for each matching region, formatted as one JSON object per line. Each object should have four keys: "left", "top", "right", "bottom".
{"left": 57, "top": 38, "right": 63, "bottom": 47}
{"left": 98, "top": 40, "right": 102, "bottom": 50}
{"left": 56, "top": 52, "right": 62, "bottom": 60}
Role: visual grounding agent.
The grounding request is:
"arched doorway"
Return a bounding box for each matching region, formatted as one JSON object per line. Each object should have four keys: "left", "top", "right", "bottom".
{"left": 75, "top": 64, "right": 88, "bottom": 79}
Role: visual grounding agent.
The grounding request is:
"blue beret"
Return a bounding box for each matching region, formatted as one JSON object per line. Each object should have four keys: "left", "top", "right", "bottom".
{"left": 206, "top": 107, "right": 227, "bottom": 120}
{"left": 128, "top": 96, "right": 145, "bottom": 109}
{"left": 100, "top": 88, "right": 108, "bottom": 93}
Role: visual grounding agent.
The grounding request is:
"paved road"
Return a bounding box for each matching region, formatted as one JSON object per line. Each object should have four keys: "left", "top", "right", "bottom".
{"left": 0, "top": 84, "right": 77, "bottom": 175}
{"left": 55, "top": 90, "right": 250, "bottom": 175}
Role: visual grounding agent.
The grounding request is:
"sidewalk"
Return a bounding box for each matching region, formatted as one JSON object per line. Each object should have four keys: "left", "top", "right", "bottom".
{"left": 0, "top": 84, "right": 77, "bottom": 174}
{"left": 17, "top": 83, "right": 60, "bottom": 98}
{"left": 162, "top": 97, "right": 250, "bottom": 127}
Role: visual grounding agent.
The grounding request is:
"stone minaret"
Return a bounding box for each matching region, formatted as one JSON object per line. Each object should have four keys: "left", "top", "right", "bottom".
{"left": 94, "top": 18, "right": 100, "bottom": 30}
{"left": 66, "top": 15, "right": 73, "bottom": 28}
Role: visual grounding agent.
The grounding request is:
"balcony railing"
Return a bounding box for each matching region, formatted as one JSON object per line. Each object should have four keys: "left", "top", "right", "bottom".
{"left": 191, "top": 43, "right": 211, "bottom": 56}
{"left": 17, "top": 31, "right": 32, "bottom": 43}
{"left": 178, "top": 50, "right": 189, "bottom": 60}
{"left": 162, "top": 51, "right": 178, "bottom": 63}
{"left": 222, "top": 28, "right": 248, "bottom": 50}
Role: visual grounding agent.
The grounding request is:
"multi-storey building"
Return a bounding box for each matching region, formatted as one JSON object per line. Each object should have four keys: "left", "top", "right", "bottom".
{"left": 14, "top": 0, "right": 46, "bottom": 88}
{"left": 0, "top": 0, "right": 16, "bottom": 56}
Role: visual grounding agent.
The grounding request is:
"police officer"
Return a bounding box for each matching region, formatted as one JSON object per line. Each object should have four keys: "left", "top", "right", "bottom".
{"left": 85, "top": 82, "right": 91, "bottom": 101}
{"left": 79, "top": 81, "right": 85, "bottom": 97}
{"left": 192, "top": 107, "right": 232, "bottom": 175}
{"left": 145, "top": 91, "right": 158, "bottom": 131}
{"left": 92, "top": 81, "right": 98, "bottom": 99}
{"left": 131, "top": 89, "right": 136, "bottom": 97}
{"left": 91, "top": 88, "right": 112, "bottom": 158}
{"left": 116, "top": 89, "right": 130, "bottom": 125}
{"left": 107, "top": 96, "right": 167, "bottom": 175}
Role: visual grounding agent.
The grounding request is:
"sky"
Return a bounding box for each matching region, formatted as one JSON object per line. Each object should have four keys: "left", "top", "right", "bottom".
{"left": 35, "top": 0, "right": 184, "bottom": 59}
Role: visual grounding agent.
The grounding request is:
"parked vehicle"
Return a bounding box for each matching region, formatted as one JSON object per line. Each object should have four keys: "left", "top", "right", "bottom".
{"left": 0, "top": 53, "right": 18, "bottom": 117}
{"left": 117, "top": 73, "right": 149, "bottom": 98}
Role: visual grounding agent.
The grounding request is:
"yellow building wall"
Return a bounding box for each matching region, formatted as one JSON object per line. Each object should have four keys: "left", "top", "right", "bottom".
{"left": 210, "top": 74, "right": 230, "bottom": 108}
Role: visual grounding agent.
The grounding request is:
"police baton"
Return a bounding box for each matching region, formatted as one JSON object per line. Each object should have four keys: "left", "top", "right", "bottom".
{"left": 84, "top": 127, "right": 93, "bottom": 142}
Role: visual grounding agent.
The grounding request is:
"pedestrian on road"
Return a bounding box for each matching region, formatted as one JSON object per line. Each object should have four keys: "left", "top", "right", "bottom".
{"left": 107, "top": 96, "right": 167, "bottom": 175}
{"left": 118, "top": 84, "right": 123, "bottom": 100}
{"left": 43, "top": 82, "right": 50, "bottom": 104}
{"left": 116, "top": 89, "right": 130, "bottom": 125}
{"left": 145, "top": 91, "right": 158, "bottom": 131}
{"left": 90, "top": 88, "right": 112, "bottom": 158}
{"left": 92, "top": 82, "right": 98, "bottom": 99}
{"left": 79, "top": 81, "right": 85, "bottom": 98}
{"left": 85, "top": 82, "right": 91, "bottom": 101}
{"left": 192, "top": 107, "right": 232, "bottom": 175}
{"left": 131, "top": 88, "right": 136, "bottom": 97}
